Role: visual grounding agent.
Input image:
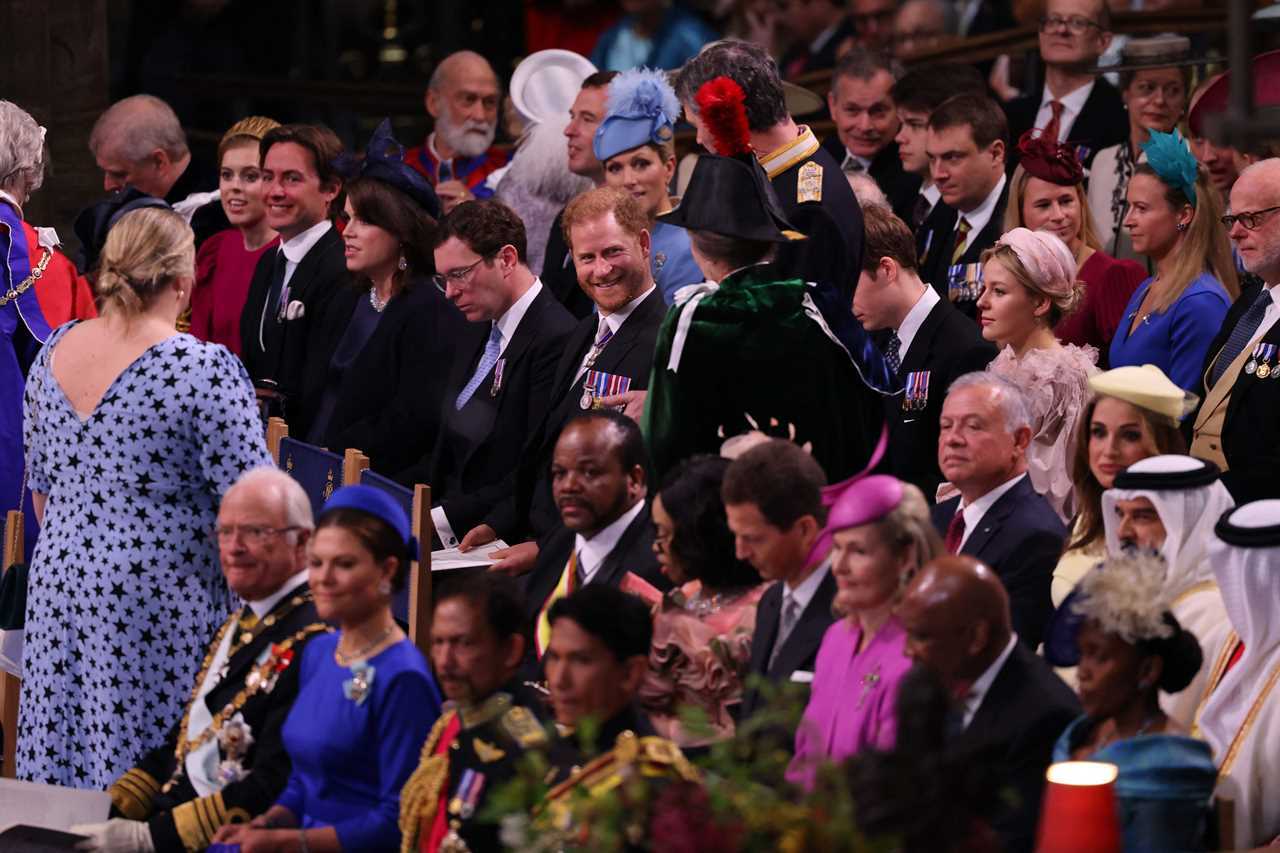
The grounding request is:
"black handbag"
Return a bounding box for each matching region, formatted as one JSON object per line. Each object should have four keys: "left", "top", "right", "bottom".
{"left": 0, "top": 561, "right": 27, "bottom": 631}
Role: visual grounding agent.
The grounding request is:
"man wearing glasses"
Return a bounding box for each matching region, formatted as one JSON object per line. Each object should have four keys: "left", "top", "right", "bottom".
{"left": 75, "top": 468, "right": 329, "bottom": 853}
{"left": 402, "top": 199, "right": 575, "bottom": 553}
{"left": 1192, "top": 158, "right": 1280, "bottom": 503}
{"left": 1003, "top": 0, "right": 1127, "bottom": 174}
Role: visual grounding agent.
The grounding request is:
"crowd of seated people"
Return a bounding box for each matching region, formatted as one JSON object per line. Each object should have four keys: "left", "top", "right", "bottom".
{"left": 6, "top": 4, "right": 1280, "bottom": 850}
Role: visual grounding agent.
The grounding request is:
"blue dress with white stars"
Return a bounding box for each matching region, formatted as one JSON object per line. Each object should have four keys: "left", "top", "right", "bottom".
{"left": 18, "top": 322, "right": 271, "bottom": 788}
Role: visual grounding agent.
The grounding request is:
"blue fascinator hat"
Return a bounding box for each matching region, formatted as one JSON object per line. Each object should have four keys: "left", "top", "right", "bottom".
{"left": 333, "top": 119, "right": 441, "bottom": 220}
{"left": 593, "top": 67, "right": 680, "bottom": 163}
{"left": 321, "top": 484, "right": 419, "bottom": 561}
{"left": 1141, "top": 128, "right": 1198, "bottom": 207}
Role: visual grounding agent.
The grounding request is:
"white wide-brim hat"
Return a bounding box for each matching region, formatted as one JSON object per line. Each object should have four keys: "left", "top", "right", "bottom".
{"left": 510, "top": 49, "right": 597, "bottom": 126}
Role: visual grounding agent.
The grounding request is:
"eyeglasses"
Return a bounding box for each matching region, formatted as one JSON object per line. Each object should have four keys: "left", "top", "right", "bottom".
{"left": 215, "top": 524, "right": 301, "bottom": 545}
{"left": 1221, "top": 206, "right": 1280, "bottom": 231}
{"left": 1038, "top": 14, "right": 1103, "bottom": 34}
{"left": 431, "top": 254, "right": 495, "bottom": 294}
{"left": 1129, "top": 80, "right": 1186, "bottom": 102}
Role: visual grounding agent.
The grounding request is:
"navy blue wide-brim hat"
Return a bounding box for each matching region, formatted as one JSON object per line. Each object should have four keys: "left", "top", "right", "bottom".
{"left": 321, "top": 484, "right": 419, "bottom": 560}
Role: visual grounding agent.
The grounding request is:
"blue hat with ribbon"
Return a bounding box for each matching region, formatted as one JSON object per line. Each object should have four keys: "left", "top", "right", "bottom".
{"left": 1141, "top": 128, "right": 1199, "bottom": 207}
{"left": 321, "top": 484, "right": 419, "bottom": 560}
{"left": 333, "top": 118, "right": 441, "bottom": 220}
{"left": 593, "top": 67, "right": 680, "bottom": 164}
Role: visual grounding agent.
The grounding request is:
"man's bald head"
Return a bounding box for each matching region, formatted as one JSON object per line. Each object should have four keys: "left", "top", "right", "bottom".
{"left": 429, "top": 50, "right": 499, "bottom": 94}
{"left": 427, "top": 51, "right": 500, "bottom": 160}
{"left": 1229, "top": 158, "right": 1280, "bottom": 283}
{"left": 899, "top": 555, "right": 1013, "bottom": 688}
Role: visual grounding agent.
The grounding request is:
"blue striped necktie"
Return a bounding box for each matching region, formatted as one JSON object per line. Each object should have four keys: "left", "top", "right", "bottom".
{"left": 1211, "top": 289, "right": 1272, "bottom": 387}
{"left": 455, "top": 325, "right": 502, "bottom": 409}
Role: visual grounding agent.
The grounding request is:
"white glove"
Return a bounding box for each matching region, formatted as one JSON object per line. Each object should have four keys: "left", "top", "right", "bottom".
{"left": 71, "top": 819, "right": 155, "bottom": 853}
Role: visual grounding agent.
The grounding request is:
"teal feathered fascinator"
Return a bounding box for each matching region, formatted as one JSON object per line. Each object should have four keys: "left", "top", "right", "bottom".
{"left": 1141, "top": 128, "right": 1198, "bottom": 207}
{"left": 593, "top": 67, "right": 680, "bottom": 163}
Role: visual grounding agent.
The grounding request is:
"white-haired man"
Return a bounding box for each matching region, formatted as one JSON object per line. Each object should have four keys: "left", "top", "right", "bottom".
{"left": 406, "top": 50, "right": 511, "bottom": 212}
{"left": 74, "top": 468, "right": 330, "bottom": 853}
{"left": 931, "top": 372, "right": 1067, "bottom": 647}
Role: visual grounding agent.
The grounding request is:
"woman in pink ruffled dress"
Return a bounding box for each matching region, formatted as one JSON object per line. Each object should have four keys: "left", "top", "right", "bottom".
{"left": 639, "top": 455, "right": 765, "bottom": 747}
{"left": 976, "top": 228, "right": 1098, "bottom": 521}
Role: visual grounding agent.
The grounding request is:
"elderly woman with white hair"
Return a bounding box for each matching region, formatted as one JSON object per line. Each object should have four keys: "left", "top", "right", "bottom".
{"left": 0, "top": 100, "right": 97, "bottom": 561}
{"left": 977, "top": 227, "right": 1098, "bottom": 520}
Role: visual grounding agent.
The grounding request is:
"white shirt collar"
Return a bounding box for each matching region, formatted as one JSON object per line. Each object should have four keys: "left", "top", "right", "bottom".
{"left": 962, "top": 632, "right": 1019, "bottom": 728}
{"left": 895, "top": 285, "right": 940, "bottom": 362}
{"left": 575, "top": 498, "right": 647, "bottom": 586}
{"left": 1037, "top": 80, "right": 1095, "bottom": 143}
{"left": 783, "top": 556, "right": 831, "bottom": 614}
{"left": 247, "top": 569, "right": 310, "bottom": 621}
{"left": 958, "top": 472, "right": 1026, "bottom": 550}
{"left": 922, "top": 182, "right": 941, "bottom": 206}
{"left": 956, "top": 172, "right": 1007, "bottom": 236}
{"left": 0, "top": 190, "right": 23, "bottom": 218}
{"left": 841, "top": 149, "right": 872, "bottom": 173}
{"left": 493, "top": 277, "right": 543, "bottom": 358}
{"left": 279, "top": 218, "right": 332, "bottom": 266}
{"left": 601, "top": 283, "right": 655, "bottom": 331}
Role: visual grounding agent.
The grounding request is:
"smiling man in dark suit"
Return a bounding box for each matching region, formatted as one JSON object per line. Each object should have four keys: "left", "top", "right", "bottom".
{"left": 821, "top": 48, "right": 921, "bottom": 225}
{"left": 522, "top": 411, "right": 665, "bottom": 662}
{"left": 239, "top": 124, "right": 348, "bottom": 429}
{"left": 1002, "top": 0, "right": 1126, "bottom": 174}
{"left": 899, "top": 554, "right": 1079, "bottom": 853}
{"left": 918, "top": 94, "right": 1009, "bottom": 322}
{"left": 854, "top": 206, "right": 996, "bottom": 501}
{"left": 722, "top": 438, "right": 834, "bottom": 723}
{"left": 931, "top": 372, "right": 1066, "bottom": 649}
{"left": 461, "top": 188, "right": 668, "bottom": 559}
{"left": 405, "top": 199, "right": 575, "bottom": 549}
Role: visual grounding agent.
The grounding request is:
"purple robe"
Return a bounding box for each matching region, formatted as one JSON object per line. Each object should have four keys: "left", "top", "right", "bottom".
{"left": 786, "top": 616, "right": 913, "bottom": 789}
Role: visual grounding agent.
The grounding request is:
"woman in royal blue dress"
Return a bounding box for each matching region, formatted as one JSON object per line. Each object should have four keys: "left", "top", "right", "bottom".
{"left": 1109, "top": 129, "right": 1239, "bottom": 391}
{"left": 1045, "top": 549, "right": 1217, "bottom": 852}
{"left": 214, "top": 485, "right": 441, "bottom": 852}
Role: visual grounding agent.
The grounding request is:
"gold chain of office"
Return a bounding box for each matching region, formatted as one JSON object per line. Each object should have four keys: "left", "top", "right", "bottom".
{"left": 0, "top": 248, "right": 51, "bottom": 306}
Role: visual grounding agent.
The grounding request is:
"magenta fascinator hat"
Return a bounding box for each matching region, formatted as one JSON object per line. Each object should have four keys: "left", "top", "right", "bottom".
{"left": 809, "top": 474, "right": 905, "bottom": 564}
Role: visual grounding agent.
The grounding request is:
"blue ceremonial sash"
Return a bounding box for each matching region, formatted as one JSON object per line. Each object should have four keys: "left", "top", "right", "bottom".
{"left": 0, "top": 202, "right": 52, "bottom": 344}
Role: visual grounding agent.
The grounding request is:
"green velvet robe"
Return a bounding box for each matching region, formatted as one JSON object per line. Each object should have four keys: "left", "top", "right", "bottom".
{"left": 642, "top": 264, "right": 890, "bottom": 481}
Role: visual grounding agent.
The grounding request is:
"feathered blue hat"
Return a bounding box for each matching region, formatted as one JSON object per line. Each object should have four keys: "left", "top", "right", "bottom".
{"left": 1141, "top": 128, "right": 1198, "bottom": 208}
{"left": 593, "top": 67, "right": 680, "bottom": 163}
{"left": 333, "top": 119, "right": 441, "bottom": 220}
{"left": 321, "top": 484, "right": 419, "bottom": 560}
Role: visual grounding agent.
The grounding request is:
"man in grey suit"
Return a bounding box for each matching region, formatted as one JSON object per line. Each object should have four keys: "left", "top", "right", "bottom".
{"left": 723, "top": 439, "right": 835, "bottom": 723}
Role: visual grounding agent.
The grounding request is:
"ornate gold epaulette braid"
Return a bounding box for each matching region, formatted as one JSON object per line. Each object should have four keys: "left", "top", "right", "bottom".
{"left": 398, "top": 710, "right": 458, "bottom": 853}
{"left": 165, "top": 621, "right": 332, "bottom": 792}
{"left": 545, "top": 732, "right": 698, "bottom": 805}
{"left": 109, "top": 767, "right": 161, "bottom": 820}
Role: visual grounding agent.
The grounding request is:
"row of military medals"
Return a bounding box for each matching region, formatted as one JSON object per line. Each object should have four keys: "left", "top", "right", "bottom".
{"left": 440, "top": 769, "right": 487, "bottom": 853}
{"left": 578, "top": 330, "right": 631, "bottom": 410}
{"left": 1245, "top": 343, "right": 1280, "bottom": 379}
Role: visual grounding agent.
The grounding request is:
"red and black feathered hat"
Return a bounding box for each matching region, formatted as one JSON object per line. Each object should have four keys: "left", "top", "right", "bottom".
{"left": 657, "top": 77, "right": 804, "bottom": 243}
{"left": 1015, "top": 130, "right": 1084, "bottom": 186}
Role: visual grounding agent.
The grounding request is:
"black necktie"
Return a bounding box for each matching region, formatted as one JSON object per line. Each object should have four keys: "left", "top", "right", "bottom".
{"left": 265, "top": 249, "right": 288, "bottom": 322}
{"left": 912, "top": 194, "right": 930, "bottom": 229}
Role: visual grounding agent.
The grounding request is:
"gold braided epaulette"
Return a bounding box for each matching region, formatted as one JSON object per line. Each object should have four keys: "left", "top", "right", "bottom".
{"left": 398, "top": 710, "right": 458, "bottom": 853}
{"left": 545, "top": 731, "right": 698, "bottom": 803}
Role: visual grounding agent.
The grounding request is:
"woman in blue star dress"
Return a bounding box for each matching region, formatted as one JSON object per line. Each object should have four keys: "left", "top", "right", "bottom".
{"left": 19, "top": 208, "right": 271, "bottom": 788}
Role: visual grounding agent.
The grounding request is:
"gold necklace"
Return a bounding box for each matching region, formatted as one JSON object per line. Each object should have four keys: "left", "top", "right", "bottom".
{"left": 335, "top": 624, "right": 397, "bottom": 666}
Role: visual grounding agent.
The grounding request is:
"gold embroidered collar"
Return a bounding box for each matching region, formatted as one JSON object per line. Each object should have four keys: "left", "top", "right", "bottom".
{"left": 759, "top": 126, "right": 820, "bottom": 180}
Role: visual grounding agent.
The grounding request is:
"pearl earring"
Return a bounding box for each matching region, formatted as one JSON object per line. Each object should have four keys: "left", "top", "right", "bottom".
{"left": 378, "top": 579, "right": 392, "bottom": 596}
{"left": 397, "top": 254, "right": 408, "bottom": 271}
